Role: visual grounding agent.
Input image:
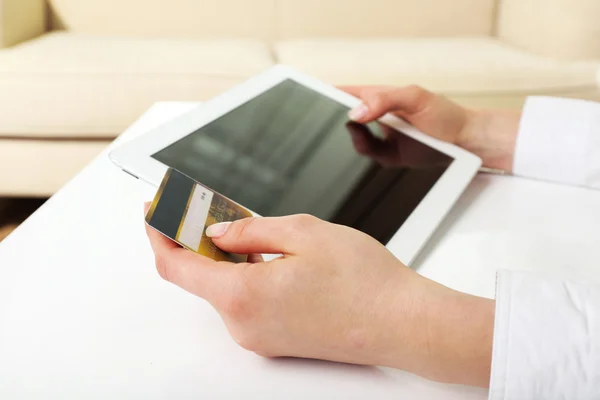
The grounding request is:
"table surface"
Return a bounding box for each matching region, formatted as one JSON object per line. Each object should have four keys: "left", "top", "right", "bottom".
{"left": 1, "top": 102, "right": 599, "bottom": 399}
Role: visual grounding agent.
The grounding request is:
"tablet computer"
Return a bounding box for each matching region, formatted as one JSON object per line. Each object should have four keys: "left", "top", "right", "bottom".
{"left": 110, "top": 65, "right": 481, "bottom": 265}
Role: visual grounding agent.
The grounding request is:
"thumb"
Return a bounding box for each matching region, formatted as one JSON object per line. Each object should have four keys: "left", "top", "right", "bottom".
{"left": 206, "top": 215, "right": 317, "bottom": 256}
{"left": 345, "top": 85, "right": 432, "bottom": 123}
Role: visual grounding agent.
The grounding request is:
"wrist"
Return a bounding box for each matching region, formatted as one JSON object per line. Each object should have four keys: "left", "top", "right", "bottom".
{"left": 459, "top": 109, "right": 520, "bottom": 172}
{"left": 359, "top": 274, "right": 495, "bottom": 388}
{"left": 426, "top": 291, "right": 495, "bottom": 387}
{"left": 378, "top": 278, "right": 495, "bottom": 387}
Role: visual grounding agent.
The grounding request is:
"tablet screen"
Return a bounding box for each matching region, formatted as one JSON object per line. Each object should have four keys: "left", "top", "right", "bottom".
{"left": 153, "top": 79, "right": 454, "bottom": 245}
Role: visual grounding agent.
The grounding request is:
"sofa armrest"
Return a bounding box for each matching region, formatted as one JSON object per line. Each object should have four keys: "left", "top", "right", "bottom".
{"left": 497, "top": 0, "right": 600, "bottom": 60}
{"left": 0, "top": 0, "right": 47, "bottom": 48}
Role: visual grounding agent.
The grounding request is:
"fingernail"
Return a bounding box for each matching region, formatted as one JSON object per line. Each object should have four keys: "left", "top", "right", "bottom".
{"left": 206, "top": 222, "right": 232, "bottom": 238}
{"left": 348, "top": 104, "right": 369, "bottom": 121}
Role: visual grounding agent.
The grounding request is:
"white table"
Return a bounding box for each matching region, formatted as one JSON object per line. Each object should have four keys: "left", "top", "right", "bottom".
{"left": 1, "top": 103, "right": 599, "bottom": 399}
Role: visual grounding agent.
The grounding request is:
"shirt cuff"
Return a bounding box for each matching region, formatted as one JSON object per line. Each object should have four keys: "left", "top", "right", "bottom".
{"left": 513, "top": 96, "right": 600, "bottom": 188}
{"left": 489, "top": 270, "right": 600, "bottom": 400}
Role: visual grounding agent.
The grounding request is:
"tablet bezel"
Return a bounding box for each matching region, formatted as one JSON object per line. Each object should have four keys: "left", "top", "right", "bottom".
{"left": 109, "top": 64, "right": 481, "bottom": 265}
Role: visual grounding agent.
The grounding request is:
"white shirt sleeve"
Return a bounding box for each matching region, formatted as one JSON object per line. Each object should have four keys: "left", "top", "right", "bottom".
{"left": 489, "top": 98, "right": 600, "bottom": 399}
{"left": 513, "top": 96, "right": 600, "bottom": 190}
{"left": 489, "top": 270, "right": 600, "bottom": 399}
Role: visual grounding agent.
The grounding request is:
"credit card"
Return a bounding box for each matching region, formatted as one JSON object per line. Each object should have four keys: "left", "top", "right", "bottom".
{"left": 145, "top": 168, "right": 253, "bottom": 262}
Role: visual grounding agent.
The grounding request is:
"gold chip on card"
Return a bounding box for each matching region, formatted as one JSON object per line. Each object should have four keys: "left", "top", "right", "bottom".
{"left": 145, "top": 168, "right": 253, "bottom": 262}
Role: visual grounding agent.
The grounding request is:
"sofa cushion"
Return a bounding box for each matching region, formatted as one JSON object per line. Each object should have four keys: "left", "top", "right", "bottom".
{"left": 275, "top": 37, "right": 600, "bottom": 95}
{"left": 0, "top": 32, "right": 273, "bottom": 138}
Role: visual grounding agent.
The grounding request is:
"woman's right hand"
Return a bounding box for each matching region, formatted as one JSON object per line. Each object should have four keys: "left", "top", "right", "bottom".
{"left": 340, "top": 85, "right": 521, "bottom": 172}
{"left": 145, "top": 210, "right": 495, "bottom": 388}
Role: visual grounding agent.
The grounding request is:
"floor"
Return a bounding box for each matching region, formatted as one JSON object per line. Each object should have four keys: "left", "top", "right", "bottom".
{"left": 0, "top": 198, "right": 47, "bottom": 242}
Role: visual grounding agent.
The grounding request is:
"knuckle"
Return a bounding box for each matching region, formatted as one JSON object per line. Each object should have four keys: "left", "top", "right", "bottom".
{"left": 154, "top": 255, "right": 170, "bottom": 282}
{"left": 289, "top": 213, "right": 319, "bottom": 232}
{"left": 234, "top": 331, "right": 262, "bottom": 353}
{"left": 404, "top": 84, "right": 432, "bottom": 105}
{"left": 367, "top": 91, "right": 388, "bottom": 111}
{"left": 366, "top": 86, "right": 394, "bottom": 109}
{"left": 404, "top": 84, "right": 424, "bottom": 94}
{"left": 284, "top": 214, "right": 323, "bottom": 246}
{"left": 233, "top": 217, "right": 259, "bottom": 241}
{"left": 255, "top": 349, "right": 275, "bottom": 358}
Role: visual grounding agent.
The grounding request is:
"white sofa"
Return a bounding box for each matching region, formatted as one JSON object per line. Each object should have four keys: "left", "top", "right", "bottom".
{"left": 1, "top": 0, "right": 599, "bottom": 196}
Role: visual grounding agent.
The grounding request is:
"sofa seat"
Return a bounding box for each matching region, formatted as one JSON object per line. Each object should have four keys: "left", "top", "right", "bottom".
{"left": 276, "top": 37, "right": 600, "bottom": 108}
{"left": 0, "top": 32, "right": 274, "bottom": 139}
{"left": 0, "top": 139, "right": 109, "bottom": 196}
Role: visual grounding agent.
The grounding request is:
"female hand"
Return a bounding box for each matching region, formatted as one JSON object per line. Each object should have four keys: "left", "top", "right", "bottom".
{"left": 145, "top": 210, "right": 495, "bottom": 387}
{"left": 341, "top": 85, "right": 521, "bottom": 172}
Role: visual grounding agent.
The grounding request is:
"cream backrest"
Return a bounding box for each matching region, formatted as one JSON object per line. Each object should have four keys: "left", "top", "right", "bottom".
{"left": 276, "top": 0, "right": 497, "bottom": 39}
{"left": 47, "top": 0, "right": 497, "bottom": 40}
{"left": 48, "top": 0, "right": 277, "bottom": 40}
{"left": 497, "top": 0, "right": 600, "bottom": 60}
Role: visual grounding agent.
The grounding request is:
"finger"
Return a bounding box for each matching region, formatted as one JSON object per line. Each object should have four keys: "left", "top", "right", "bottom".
{"left": 206, "top": 215, "right": 319, "bottom": 255}
{"left": 347, "top": 85, "right": 433, "bottom": 123}
{"left": 144, "top": 212, "right": 236, "bottom": 302}
{"left": 156, "top": 247, "right": 237, "bottom": 303}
